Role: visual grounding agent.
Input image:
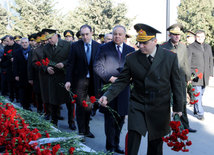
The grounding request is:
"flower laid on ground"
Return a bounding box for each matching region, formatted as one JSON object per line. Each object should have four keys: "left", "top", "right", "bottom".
{"left": 0, "top": 96, "right": 97, "bottom": 155}
{"left": 187, "top": 68, "right": 203, "bottom": 105}
{"left": 162, "top": 114, "right": 192, "bottom": 152}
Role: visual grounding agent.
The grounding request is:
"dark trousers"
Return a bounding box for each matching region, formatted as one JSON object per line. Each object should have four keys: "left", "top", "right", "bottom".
{"left": 1, "top": 72, "right": 8, "bottom": 96}
{"left": 104, "top": 109, "right": 125, "bottom": 150}
{"left": 50, "top": 102, "right": 74, "bottom": 125}
{"left": 127, "top": 130, "right": 163, "bottom": 155}
{"left": 35, "top": 93, "right": 43, "bottom": 113}
{"left": 19, "top": 83, "right": 32, "bottom": 109}
{"left": 180, "top": 101, "right": 189, "bottom": 129}
{"left": 75, "top": 78, "right": 93, "bottom": 134}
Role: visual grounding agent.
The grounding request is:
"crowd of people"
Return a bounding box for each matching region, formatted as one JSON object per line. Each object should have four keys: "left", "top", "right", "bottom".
{"left": 0, "top": 22, "right": 213, "bottom": 155}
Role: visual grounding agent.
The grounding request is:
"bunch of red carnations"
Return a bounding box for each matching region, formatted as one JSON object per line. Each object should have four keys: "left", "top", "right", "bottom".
{"left": 0, "top": 102, "right": 75, "bottom": 155}
{"left": 162, "top": 114, "right": 192, "bottom": 152}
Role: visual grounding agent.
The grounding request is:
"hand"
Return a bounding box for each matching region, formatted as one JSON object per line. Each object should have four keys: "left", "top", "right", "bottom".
{"left": 65, "top": 82, "right": 71, "bottom": 91}
{"left": 15, "top": 76, "right": 19, "bottom": 81}
{"left": 47, "top": 66, "right": 55, "bottom": 75}
{"left": 172, "top": 112, "right": 182, "bottom": 117}
{"left": 28, "top": 80, "right": 33, "bottom": 85}
{"left": 98, "top": 96, "right": 108, "bottom": 107}
{"left": 109, "top": 76, "right": 117, "bottom": 83}
{"left": 55, "top": 62, "right": 64, "bottom": 69}
{"left": 187, "top": 80, "right": 192, "bottom": 85}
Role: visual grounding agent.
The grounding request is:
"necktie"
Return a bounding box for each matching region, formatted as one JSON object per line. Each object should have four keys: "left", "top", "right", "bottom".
{"left": 148, "top": 55, "right": 153, "bottom": 64}
{"left": 53, "top": 45, "right": 56, "bottom": 51}
{"left": 86, "top": 43, "right": 91, "bottom": 64}
{"left": 117, "top": 45, "right": 121, "bottom": 61}
{"left": 174, "top": 44, "right": 178, "bottom": 49}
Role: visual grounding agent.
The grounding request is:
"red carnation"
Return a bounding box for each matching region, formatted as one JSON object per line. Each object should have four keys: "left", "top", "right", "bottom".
{"left": 193, "top": 92, "right": 200, "bottom": 97}
{"left": 195, "top": 69, "right": 198, "bottom": 73}
{"left": 90, "top": 96, "right": 96, "bottom": 104}
{"left": 71, "top": 100, "right": 76, "bottom": 104}
{"left": 197, "top": 73, "right": 203, "bottom": 79}
{"left": 69, "top": 147, "right": 75, "bottom": 155}
{"left": 7, "top": 49, "right": 12, "bottom": 54}
{"left": 82, "top": 100, "right": 88, "bottom": 107}
{"left": 73, "top": 94, "right": 77, "bottom": 98}
{"left": 35, "top": 61, "right": 42, "bottom": 67}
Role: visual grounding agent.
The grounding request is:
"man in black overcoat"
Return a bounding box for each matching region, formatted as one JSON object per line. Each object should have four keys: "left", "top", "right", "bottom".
{"left": 94, "top": 25, "right": 135, "bottom": 153}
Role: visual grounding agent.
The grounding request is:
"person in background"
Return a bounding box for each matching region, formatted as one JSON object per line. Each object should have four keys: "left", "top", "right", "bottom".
{"left": 14, "top": 35, "right": 22, "bottom": 45}
{"left": 64, "top": 30, "right": 75, "bottom": 43}
{"left": 94, "top": 25, "right": 135, "bottom": 154}
{"left": 13, "top": 38, "right": 32, "bottom": 110}
{"left": 42, "top": 29, "right": 73, "bottom": 128}
{"left": 160, "top": 23, "right": 196, "bottom": 133}
{"left": 65, "top": 24, "right": 100, "bottom": 138}
{"left": 1, "top": 35, "right": 21, "bottom": 102}
{"left": 104, "top": 33, "right": 113, "bottom": 44}
{"left": 186, "top": 30, "right": 195, "bottom": 45}
{"left": 188, "top": 30, "right": 213, "bottom": 120}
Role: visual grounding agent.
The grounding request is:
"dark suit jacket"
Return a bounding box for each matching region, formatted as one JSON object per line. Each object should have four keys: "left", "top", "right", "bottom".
{"left": 188, "top": 41, "right": 213, "bottom": 86}
{"left": 94, "top": 41, "right": 135, "bottom": 115}
{"left": 13, "top": 47, "right": 30, "bottom": 87}
{"left": 1, "top": 43, "right": 21, "bottom": 80}
{"left": 104, "top": 45, "right": 183, "bottom": 141}
{"left": 66, "top": 39, "right": 101, "bottom": 97}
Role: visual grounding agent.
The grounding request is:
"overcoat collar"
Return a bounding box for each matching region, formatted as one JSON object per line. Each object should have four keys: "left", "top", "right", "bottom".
{"left": 136, "top": 45, "right": 165, "bottom": 75}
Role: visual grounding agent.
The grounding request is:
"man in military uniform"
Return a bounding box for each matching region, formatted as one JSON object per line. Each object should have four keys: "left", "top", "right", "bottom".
{"left": 64, "top": 30, "right": 74, "bottom": 43}
{"left": 75, "top": 31, "right": 82, "bottom": 41}
{"left": 42, "top": 29, "right": 73, "bottom": 128}
{"left": 186, "top": 30, "right": 195, "bottom": 45}
{"left": 160, "top": 23, "right": 196, "bottom": 133}
{"left": 14, "top": 35, "right": 22, "bottom": 45}
{"left": 99, "top": 23, "right": 183, "bottom": 155}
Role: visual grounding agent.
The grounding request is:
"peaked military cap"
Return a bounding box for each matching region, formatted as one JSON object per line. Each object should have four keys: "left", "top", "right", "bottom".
{"left": 99, "top": 34, "right": 105, "bottom": 42}
{"left": 76, "top": 31, "right": 82, "bottom": 39}
{"left": 28, "top": 33, "right": 37, "bottom": 41}
{"left": 125, "top": 34, "right": 132, "bottom": 38}
{"left": 167, "top": 23, "right": 183, "bottom": 35}
{"left": 42, "top": 29, "right": 57, "bottom": 39}
{"left": 186, "top": 30, "right": 195, "bottom": 37}
{"left": 134, "top": 23, "right": 161, "bottom": 42}
{"left": 64, "top": 30, "right": 74, "bottom": 37}
{"left": 14, "top": 35, "right": 22, "bottom": 41}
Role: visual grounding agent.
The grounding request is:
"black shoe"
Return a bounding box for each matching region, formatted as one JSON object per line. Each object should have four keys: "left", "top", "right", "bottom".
{"left": 44, "top": 114, "right": 50, "bottom": 120}
{"left": 188, "top": 127, "right": 197, "bottom": 133}
{"left": 85, "top": 131, "right": 95, "bottom": 138}
{"left": 197, "top": 115, "right": 204, "bottom": 120}
{"left": 107, "top": 148, "right": 115, "bottom": 153}
{"left": 69, "top": 123, "right": 76, "bottom": 130}
{"left": 115, "top": 146, "right": 125, "bottom": 154}
{"left": 91, "top": 109, "right": 96, "bottom": 117}
{"left": 9, "top": 98, "right": 14, "bottom": 102}
{"left": 51, "top": 120, "right": 58, "bottom": 126}
{"left": 57, "top": 116, "right": 64, "bottom": 120}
